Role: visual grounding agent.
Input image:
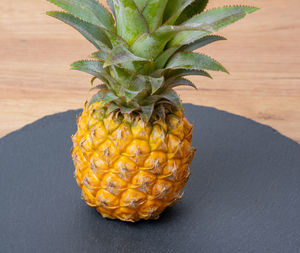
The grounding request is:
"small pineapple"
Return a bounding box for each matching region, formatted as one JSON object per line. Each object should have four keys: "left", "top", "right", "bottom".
{"left": 47, "top": 0, "right": 258, "bottom": 222}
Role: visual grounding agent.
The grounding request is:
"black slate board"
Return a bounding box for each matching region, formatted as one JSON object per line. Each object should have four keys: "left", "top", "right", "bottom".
{"left": 1, "top": 104, "right": 300, "bottom": 253}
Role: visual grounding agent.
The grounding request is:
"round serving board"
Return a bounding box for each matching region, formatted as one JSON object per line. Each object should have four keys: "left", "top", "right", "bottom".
{"left": 1, "top": 104, "right": 300, "bottom": 253}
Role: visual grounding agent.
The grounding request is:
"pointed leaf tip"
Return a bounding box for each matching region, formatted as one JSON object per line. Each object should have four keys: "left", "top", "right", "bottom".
{"left": 47, "top": 0, "right": 114, "bottom": 31}
{"left": 70, "top": 60, "right": 116, "bottom": 86}
{"left": 46, "top": 11, "right": 112, "bottom": 50}
{"left": 169, "top": 5, "right": 260, "bottom": 47}
{"left": 140, "top": 103, "right": 155, "bottom": 122}
{"left": 241, "top": 6, "right": 260, "bottom": 13}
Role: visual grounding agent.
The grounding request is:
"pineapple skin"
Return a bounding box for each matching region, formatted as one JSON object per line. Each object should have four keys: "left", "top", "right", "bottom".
{"left": 71, "top": 102, "right": 195, "bottom": 222}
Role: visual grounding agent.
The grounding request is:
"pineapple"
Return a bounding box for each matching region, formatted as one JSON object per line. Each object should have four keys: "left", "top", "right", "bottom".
{"left": 47, "top": 0, "right": 258, "bottom": 222}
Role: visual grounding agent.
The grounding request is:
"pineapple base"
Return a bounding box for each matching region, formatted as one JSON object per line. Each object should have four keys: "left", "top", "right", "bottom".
{"left": 71, "top": 102, "right": 195, "bottom": 222}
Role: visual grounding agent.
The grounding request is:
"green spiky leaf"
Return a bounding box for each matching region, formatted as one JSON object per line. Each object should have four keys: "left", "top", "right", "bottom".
{"left": 71, "top": 60, "right": 114, "bottom": 86}
{"left": 169, "top": 6, "right": 259, "bottom": 47}
{"left": 123, "top": 87, "right": 147, "bottom": 102}
{"left": 89, "top": 50, "right": 110, "bottom": 62}
{"left": 47, "top": 0, "right": 114, "bottom": 31}
{"left": 163, "top": 0, "right": 194, "bottom": 25}
{"left": 142, "top": 0, "right": 168, "bottom": 32}
{"left": 159, "top": 88, "right": 182, "bottom": 109}
{"left": 175, "top": 0, "right": 209, "bottom": 25}
{"left": 166, "top": 77, "right": 197, "bottom": 89}
{"left": 102, "top": 91, "right": 119, "bottom": 105}
{"left": 104, "top": 44, "right": 150, "bottom": 68}
{"left": 182, "top": 35, "right": 227, "bottom": 51}
{"left": 166, "top": 52, "right": 228, "bottom": 73}
{"left": 120, "top": 105, "right": 136, "bottom": 114}
{"left": 106, "top": 102, "right": 119, "bottom": 114}
{"left": 109, "top": 68, "right": 150, "bottom": 102}
{"left": 131, "top": 23, "right": 213, "bottom": 59}
{"left": 140, "top": 103, "right": 155, "bottom": 121}
{"left": 109, "top": 65, "right": 136, "bottom": 89}
{"left": 154, "top": 46, "right": 181, "bottom": 69}
{"left": 47, "top": 0, "right": 259, "bottom": 121}
{"left": 71, "top": 60, "right": 105, "bottom": 74}
{"left": 125, "top": 75, "right": 151, "bottom": 100}
{"left": 154, "top": 35, "right": 226, "bottom": 69}
{"left": 89, "top": 90, "right": 107, "bottom": 105}
{"left": 110, "top": 65, "right": 151, "bottom": 95}
{"left": 121, "top": 61, "right": 155, "bottom": 75}
{"left": 148, "top": 76, "right": 164, "bottom": 94}
{"left": 113, "top": 0, "right": 148, "bottom": 45}
{"left": 165, "top": 69, "right": 212, "bottom": 79}
{"left": 46, "top": 11, "right": 112, "bottom": 50}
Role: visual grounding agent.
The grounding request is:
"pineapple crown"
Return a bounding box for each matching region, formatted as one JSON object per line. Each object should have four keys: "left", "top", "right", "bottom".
{"left": 47, "top": 0, "right": 258, "bottom": 121}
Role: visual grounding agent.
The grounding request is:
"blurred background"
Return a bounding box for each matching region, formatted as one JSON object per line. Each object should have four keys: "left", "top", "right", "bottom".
{"left": 0, "top": 0, "right": 299, "bottom": 142}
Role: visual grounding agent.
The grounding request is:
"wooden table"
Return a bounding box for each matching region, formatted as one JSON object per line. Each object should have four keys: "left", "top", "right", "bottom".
{"left": 1, "top": 0, "right": 300, "bottom": 143}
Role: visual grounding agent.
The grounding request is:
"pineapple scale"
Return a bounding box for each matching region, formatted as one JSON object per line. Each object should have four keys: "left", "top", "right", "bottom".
{"left": 71, "top": 102, "right": 195, "bottom": 222}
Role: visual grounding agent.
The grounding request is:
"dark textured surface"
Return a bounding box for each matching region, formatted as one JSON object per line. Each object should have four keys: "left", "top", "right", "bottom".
{"left": 1, "top": 104, "right": 300, "bottom": 253}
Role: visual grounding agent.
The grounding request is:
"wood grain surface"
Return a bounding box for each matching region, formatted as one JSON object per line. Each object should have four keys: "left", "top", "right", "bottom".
{"left": 1, "top": 0, "right": 299, "bottom": 142}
